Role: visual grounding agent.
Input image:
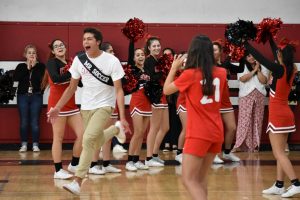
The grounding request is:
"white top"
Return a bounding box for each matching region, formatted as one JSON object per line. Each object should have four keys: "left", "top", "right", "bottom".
{"left": 69, "top": 51, "right": 125, "bottom": 110}
{"left": 237, "top": 65, "right": 269, "bottom": 98}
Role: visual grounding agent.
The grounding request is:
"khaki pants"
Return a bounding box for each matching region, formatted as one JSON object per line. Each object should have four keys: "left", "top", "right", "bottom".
{"left": 75, "top": 106, "right": 119, "bottom": 178}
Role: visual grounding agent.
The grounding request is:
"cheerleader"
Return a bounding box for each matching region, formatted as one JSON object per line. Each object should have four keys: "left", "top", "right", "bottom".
{"left": 44, "top": 39, "right": 83, "bottom": 179}
{"left": 212, "top": 41, "right": 243, "bottom": 163}
{"left": 245, "top": 38, "right": 300, "bottom": 198}
{"left": 125, "top": 43, "right": 152, "bottom": 171}
{"left": 144, "top": 37, "right": 168, "bottom": 167}
{"left": 164, "top": 35, "right": 230, "bottom": 200}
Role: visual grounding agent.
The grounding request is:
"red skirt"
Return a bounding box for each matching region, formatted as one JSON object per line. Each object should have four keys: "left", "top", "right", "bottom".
{"left": 266, "top": 98, "right": 296, "bottom": 134}
{"left": 111, "top": 102, "right": 119, "bottom": 119}
{"left": 176, "top": 93, "right": 187, "bottom": 114}
{"left": 48, "top": 84, "right": 79, "bottom": 117}
{"left": 152, "top": 94, "right": 168, "bottom": 109}
{"left": 220, "top": 84, "right": 233, "bottom": 113}
{"left": 130, "top": 88, "right": 152, "bottom": 117}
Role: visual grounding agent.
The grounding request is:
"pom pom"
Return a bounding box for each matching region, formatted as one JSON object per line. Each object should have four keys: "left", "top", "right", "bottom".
{"left": 225, "top": 19, "right": 257, "bottom": 46}
{"left": 256, "top": 18, "right": 283, "bottom": 44}
{"left": 155, "top": 54, "right": 174, "bottom": 80}
{"left": 144, "top": 81, "right": 163, "bottom": 104}
{"left": 0, "top": 69, "right": 17, "bottom": 104}
{"left": 122, "top": 64, "right": 139, "bottom": 95}
{"left": 224, "top": 41, "right": 246, "bottom": 61}
{"left": 278, "top": 37, "right": 299, "bottom": 51}
{"left": 121, "top": 17, "right": 145, "bottom": 42}
{"left": 60, "top": 57, "right": 73, "bottom": 75}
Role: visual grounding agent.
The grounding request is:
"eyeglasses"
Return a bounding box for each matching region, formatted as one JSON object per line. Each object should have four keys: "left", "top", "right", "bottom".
{"left": 53, "top": 43, "right": 65, "bottom": 49}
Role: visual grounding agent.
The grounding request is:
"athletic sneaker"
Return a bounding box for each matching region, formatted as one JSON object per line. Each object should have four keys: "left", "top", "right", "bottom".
{"left": 88, "top": 165, "right": 106, "bottom": 175}
{"left": 63, "top": 180, "right": 80, "bottom": 195}
{"left": 32, "top": 146, "right": 40, "bottom": 152}
{"left": 223, "top": 152, "right": 240, "bottom": 162}
{"left": 262, "top": 184, "right": 285, "bottom": 195}
{"left": 213, "top": 155, "right": 224, "bottom": 164}
{"left": 125, "top": 161, "right": 137, "bottom": 171}
{"left": 115, "top": 121, "right": 126, "bottom": 144}
{"left": 145, "top": 158, "right": 164, "bottom": 167}
{"left": 19, "top": 145, "right": 27, "bottom": 152}
{"left": 67, "top": 163, "right": 77, "bottom": 174}
{"left": 281, "top": 185, "right": 300, "bottom": 198}
{"left": 113, "top": 144, "right": 127, "bottom": 153}
{"left": 103, "top": 164, "right": 121, "bottom": 173}
{"left": 134, "top": 161, "right": 149, "bottom": 170}
{"left": 175, "top": 154, "right": 183, "bottom": 164}
{"left": 152, "top": 156, "right": 165, "bottom": 164}
{"left": 54, "top": 169, "right": 73, "bottom": 179}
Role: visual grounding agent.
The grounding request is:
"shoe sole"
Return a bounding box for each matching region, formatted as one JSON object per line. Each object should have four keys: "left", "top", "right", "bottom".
{"left": 63, "top": 185, "right": 80, "bottom": 196}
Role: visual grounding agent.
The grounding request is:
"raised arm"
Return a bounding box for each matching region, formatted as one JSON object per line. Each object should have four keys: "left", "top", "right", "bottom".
{"left": 127, "top": 40, "right": 135, "bottom": 66}
{"left": 244, "top": 41, "right": 284, "bottom": 79}
{"left": 269, "top": 37, "right": 279, "bottom": 64}
{"left": 223, "top": 56, "right": 245, "bottom": 74}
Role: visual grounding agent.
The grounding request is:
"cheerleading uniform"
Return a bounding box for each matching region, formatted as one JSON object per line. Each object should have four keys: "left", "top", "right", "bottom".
{"left": 129, "top": 66, "right": 152, "bottom": 117}
{"left": 144, "top": 55, "right": 167, "bottom": 108}
{"left": 217, "top": 57, "right": 244, "bottom": 113}
{"left": 176, "top": 92, "right": 187, "bottom": 114}
{"left": 174, "top": 67, "right": 229, "bottom": 157}
{"left": 47, "top": 58, "right": 80, "bottom": 116}
{"left": 245, "top": 41, "right": 296, "bottom": 134}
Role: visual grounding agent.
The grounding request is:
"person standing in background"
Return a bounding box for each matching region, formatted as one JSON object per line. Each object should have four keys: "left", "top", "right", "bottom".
{"left": 14, "top": 44, "right": 45, "bottom": 152}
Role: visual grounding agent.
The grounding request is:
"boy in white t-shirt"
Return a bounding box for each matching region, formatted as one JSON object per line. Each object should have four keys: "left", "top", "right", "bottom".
{"left": 47, "top": 27, "right": 130, "bottom": 195}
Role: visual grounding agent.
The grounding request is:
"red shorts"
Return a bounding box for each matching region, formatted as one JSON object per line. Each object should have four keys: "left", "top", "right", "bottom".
{"left": 152, "top": 94, "right": 168, "bottom": 109}
{"left": 183, "top": 138, "right": 222, "bottom": 157}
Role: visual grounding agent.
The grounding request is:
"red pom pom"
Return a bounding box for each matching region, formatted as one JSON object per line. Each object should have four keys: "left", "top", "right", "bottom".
{"left": 155, "top": 54, "right": 174, "bottom": 80}
{"left": 121, "top": 18, "right": 145, "bottom": 42}
{"left": 224, "top": 41, "right": 245, "bottom": 61}
{"left": 256, "top": 18, "right": 283, "bottom": 44}
{"left": 122, "top": 64, "right": 139, "bottom": 93}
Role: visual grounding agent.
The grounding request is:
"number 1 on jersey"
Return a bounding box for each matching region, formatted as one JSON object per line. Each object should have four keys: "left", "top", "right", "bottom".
{"left": 200, "top": 78, "right": 220, "bottom": 104}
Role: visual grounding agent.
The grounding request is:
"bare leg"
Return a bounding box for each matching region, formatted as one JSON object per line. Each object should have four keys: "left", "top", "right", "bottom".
{"left": 153, "top": 109, "right": 169, "bottom": 155}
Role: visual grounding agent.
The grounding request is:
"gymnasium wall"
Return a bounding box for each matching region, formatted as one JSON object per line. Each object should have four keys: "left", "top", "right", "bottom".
{"left": 0, "top": 0, "right": 299, "bottom": 144}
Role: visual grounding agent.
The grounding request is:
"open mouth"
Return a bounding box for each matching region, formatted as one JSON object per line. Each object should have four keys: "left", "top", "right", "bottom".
{"left": 84, "top": 46, "right": 91, "bottom": 51}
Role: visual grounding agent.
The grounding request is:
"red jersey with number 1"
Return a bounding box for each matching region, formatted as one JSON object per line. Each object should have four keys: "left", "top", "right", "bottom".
{"left": 174, "top": 67, "right": 228, "bottom": 143}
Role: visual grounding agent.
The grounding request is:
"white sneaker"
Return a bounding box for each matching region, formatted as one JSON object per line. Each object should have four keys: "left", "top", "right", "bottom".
{"left": 126, "top": 161, "right": 138, "bottom": 171}
{"left": 113, "top": 144, "right": 127, "bottom": 153}
{"left": 145, "top": 158, "right": 164, "bottom": 167}
{"left": 32, "top": 146, "right": 40, "bottom": 152}
{"left": 134, "top": 161, "right": 149, "bottom": 170}
{"left": 114, "top": 121, "right": 126, "bottom": 144}
{"left": 223, "top": 152, "right": 240, "bottom": 162}
{"left": 88, "top": 165, "right": 106, "bottom": 175}
{"left": 213, "top": 155, "right": 224, "bottom": 164}
{"left": 103, "top": 164, "right": 121, "bottom": 173}
{"left": 262, "top": 184, "right": 285, "bottom": 195}
{"left": 54, "top": 169, "right": 73, "bottom": 179}
{"left": 175, "top": 154, "right": 183, "bottom": 164}
{"left": 281, "top": 185, "right": 300, "bottom": 198}
{"left": 152, "top": 156, "right": 165, "bottom": 164}
{"left": 67, "top": 163, "right": 77, "bottom": 174}
{"left": 19, "top": 145, "right": 27, "bottom": 152}
{"left": 63, "top": 180, "right": 80, "bottom": 196}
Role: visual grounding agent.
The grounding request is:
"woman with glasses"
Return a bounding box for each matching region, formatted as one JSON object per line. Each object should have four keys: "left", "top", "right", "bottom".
{"left": 43, "top": 39, "right": 84, "bottom": 180}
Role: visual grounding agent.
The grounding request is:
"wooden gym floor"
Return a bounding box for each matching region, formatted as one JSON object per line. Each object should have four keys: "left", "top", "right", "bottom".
{"left": 0, "top": 150, "right": 299, "bottom": 200}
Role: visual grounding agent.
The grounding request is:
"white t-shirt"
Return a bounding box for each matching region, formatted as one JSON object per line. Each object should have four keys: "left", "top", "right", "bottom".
{"left": 237, "top": 65, "right": 269, "bottom": 98}
{"left": 69, "top": 51, "right": 125, "bottom": 110}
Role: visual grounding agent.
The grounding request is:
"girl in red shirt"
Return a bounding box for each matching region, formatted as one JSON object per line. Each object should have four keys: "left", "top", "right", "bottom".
{"left": 164, "top": 35, "right": 229, "bottom": 200}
